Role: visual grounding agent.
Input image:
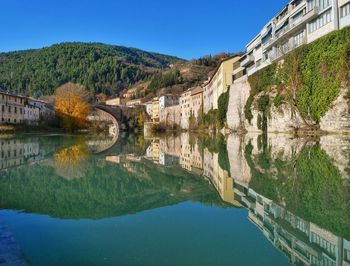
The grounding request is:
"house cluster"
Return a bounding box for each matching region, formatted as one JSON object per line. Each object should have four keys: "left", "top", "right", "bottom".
{"left": 107, "top": 0, "right": 350, "bottom": 130}
{"left": 0, "top": 89, "right": 54, "bottom": 126}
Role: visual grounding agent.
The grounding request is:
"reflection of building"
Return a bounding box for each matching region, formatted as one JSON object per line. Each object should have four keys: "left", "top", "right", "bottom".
{"left": 234, "top": 183, "right": 350, "bottom": 266}
{"left": 180, "top": 133, "right": 192, "bottom": 171}
{"left": 0, "top": 138, "right": 42, "bottom": 170}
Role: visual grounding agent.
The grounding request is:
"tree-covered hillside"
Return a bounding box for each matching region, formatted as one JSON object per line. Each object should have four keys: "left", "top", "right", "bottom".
{"left": 0, "top": 42, "right": 184, "bottom": 97}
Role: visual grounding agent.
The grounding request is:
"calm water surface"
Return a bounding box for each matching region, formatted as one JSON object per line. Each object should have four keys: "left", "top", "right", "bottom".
{"left": 0, "top": 133, "right": 349, "bottom": 266}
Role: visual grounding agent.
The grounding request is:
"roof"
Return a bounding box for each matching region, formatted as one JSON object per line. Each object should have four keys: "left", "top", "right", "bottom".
{"left": 159, "top": 94, "right": 181, "bottom": 98}
{"left": 191, "top": 86, "right": 203, "bottom": 96}
{"left": 0, "top": 88, "right": 25, "bottom": 98}
{"left": 27, "top": 97, "right": 49, "bottom": 104}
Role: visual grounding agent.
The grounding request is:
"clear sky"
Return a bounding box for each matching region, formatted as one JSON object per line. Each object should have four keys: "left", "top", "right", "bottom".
{"left": 1, "top": 0, "right": 289, "bottom": 59}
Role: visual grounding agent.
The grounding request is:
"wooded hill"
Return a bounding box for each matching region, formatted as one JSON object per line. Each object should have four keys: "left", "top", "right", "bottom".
{"left": 0, "top": 42, "right": 184, "bottom": 97}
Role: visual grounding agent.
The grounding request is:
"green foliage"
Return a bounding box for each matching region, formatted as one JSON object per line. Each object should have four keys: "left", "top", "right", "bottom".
{"left": 147, "top": 70, "right": 182, "bottom": 92}
{"left": 218, "top": 90, "right": 230, "bottom": 128}
{"left": 257, "top": 95, "right": 269, "bottom": 112}
{"left": 198, "top": 134, "right": 230, "bottom": 174}
{"left": 0, "top": 135, "right": 222, "bottom": 219}
{"left": 245, "top": 140, "right": 350, "bottom": 239}
{"left": 245, "top": 26, "right": 350, "bottom": 124}
{"left": 273, "top": 92, "right": 284, "bottom": 107}
{"left": 0, "top": 42, "right": 184, "bottom": 97}
{"left": 248, "top": 63, "right": 279, "bottom": 96}
{"left": 257, "top": 114, "right": 262, "bottom": 130}
{"left": 244, "top": 96, "right": 254, "bottom": 124}
{"left": 296, "top": 28, "right": 350, "bottom": 122}
{"left": 198, "top": 109, "right": 220, "bottom": 130}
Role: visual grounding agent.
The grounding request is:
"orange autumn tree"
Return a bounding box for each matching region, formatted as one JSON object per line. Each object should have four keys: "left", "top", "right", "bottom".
{"left": 54, "top": 83, "right": 91, "bottom": 130}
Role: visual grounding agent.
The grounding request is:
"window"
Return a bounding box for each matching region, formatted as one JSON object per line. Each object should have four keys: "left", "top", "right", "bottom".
{"left": 308, "top": 9, "right": 332, "bottom": 33}
{"left": 345, "top": 249, "right": 350, "bottom": 263}
{"left": 307, "top": 0, "right": 332, "bottom": 12}
{"left": 341, "top": 3, "right": 350, "bottom": 18}
{"left": 294, "top": 31, "right": 306, "bottom": 47}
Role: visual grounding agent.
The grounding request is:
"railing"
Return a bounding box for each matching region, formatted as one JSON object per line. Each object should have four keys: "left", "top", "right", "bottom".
{"left": 263, "top": 7, "right": 319, "bottom": 49}
{"left": 269, "top": 38, "right": 306, "bottom": 61}
{"left": 240, "top": 54, "right": 255, "bottom": 67}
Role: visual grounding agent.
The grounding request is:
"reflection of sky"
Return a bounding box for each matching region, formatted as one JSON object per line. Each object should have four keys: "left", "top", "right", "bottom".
{"left": 0, "top": 203, "right": 291, "bottom": 266}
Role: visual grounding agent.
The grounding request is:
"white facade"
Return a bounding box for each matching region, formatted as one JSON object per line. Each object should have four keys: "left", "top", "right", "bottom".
{"left": 242, "top": 0, "right": 350, "bottom": 76}
{"left": 24, "top": 104, "right": 40, "bottom": 125}
{"left": 159, "top": 95, "right": 180, "bottom": 110}
{"left": 144, "top": 101, "right": 153, "bottom": 118}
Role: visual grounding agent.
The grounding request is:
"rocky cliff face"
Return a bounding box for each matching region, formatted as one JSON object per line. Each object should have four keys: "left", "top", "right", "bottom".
{"left": 227, "top": 77, "right": 251, "bottom": 131}
{"left": 320, "top": 86, "right": 350, "bottom": 133}
{"left": 227, "top": 133, "right": 350, "bottom": 185}
{"left": 227, "top": 80, "right": 350, "bottom": 134}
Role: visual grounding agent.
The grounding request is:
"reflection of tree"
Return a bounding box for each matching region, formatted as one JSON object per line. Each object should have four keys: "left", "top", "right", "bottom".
{"left": 54, "top": 144, "right": 90, "bottom": 180}
{"left": 245, "top": 142, "right": 350, "bottom": 239}
{"left": 0, "top": 155, "right": 223, "bottom": 219}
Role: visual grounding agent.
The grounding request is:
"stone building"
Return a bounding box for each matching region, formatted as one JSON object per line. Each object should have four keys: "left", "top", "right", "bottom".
{"left": 152, "top": 97, "right": 160, "bottom": 122}
{"left": 190, "top": 86, "right": 203, "bottom": 121}
{"left": 180, "top": 89, "right": 192, "bottom": 130}
{"left": 0, "top": 89, "right": 25, "bottom": 124}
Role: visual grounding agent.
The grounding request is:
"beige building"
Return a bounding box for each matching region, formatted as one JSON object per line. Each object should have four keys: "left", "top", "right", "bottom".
{"left": 152, "top": 97, "right": 160, "bottom": 122}
{"left": 203, "top": 56, "right": 240, "bottom": 113}
{"left": 0, "top": 89, "right": 25, "bottom": 124}
{"left": 106, "top": 97, "right": 126, "bottom": 106}
{"left": 126, "top": 98, "right": 147, "bottom": 107}
{"left": 190, "top": 86, "right": 203, "bottom": 121}
{"left": 180, "top": 89, "right": 192, "bottom": 130}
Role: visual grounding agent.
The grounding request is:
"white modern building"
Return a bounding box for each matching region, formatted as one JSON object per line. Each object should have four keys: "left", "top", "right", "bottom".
{"left": 241, "top": 0, "right": 350, "bottom": 76}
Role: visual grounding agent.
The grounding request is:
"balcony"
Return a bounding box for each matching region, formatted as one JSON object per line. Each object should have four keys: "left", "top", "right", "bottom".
{"left": 240, "top": 54, "right": 255, "bottom": 67}
{"left": 264, "top": 7, "right": 319, "bottom": 49}
{"left": 269, "top": 37, "right": 306, "bottom": 62}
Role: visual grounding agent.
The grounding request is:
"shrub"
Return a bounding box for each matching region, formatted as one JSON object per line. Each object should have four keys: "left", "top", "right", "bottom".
{"left": 218, "top": 90, "right": 230, "bottom": 128}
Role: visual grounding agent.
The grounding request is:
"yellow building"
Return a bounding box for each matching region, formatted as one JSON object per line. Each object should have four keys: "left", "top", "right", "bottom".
{"left": 203, "top": 56, "right": 240, "bottom": 113}
{"left": 152, "top": 97, "right": 160, "bottom": 122}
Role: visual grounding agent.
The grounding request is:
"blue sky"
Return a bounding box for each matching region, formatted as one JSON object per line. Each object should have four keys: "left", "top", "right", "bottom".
{"left": 0, "top": 0, "right": 289, "bottom": 59}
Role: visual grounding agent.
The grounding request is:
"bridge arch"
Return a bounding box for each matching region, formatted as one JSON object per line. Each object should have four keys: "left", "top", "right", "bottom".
{"left": 89, "top": 105, "right": 121, "bottom": 138}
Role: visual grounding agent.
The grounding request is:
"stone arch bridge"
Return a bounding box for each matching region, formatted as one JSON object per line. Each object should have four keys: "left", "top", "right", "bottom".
{"left": 89, "top": 104, "right": 142, "bottom": 137}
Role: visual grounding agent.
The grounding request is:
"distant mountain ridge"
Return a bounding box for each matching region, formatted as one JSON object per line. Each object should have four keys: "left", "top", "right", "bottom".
{"left": 0, "top": 42, "right": 185, "bottom": 97}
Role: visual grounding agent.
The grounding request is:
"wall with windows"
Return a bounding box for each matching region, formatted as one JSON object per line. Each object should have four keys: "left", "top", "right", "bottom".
{"left": 340, "top": 1, "right": 350, "bottom": 28}
{"left": 0, "top": 93, "right": 24, "bottom": 124}
{"left": 307, "top": 7, "right": 335, "bottom": 42}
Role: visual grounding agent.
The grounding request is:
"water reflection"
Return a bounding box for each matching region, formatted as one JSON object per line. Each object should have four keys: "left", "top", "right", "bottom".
{"left": 142, "top": 133, "right": 350, "bottom": 266}
{"left": 0, "top": 132, "right": 350, "bottom": 265}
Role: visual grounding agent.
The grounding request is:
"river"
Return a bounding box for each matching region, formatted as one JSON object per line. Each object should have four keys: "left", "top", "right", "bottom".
{"left": 0, "top": 132, "right": 349, "bottom": 266}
